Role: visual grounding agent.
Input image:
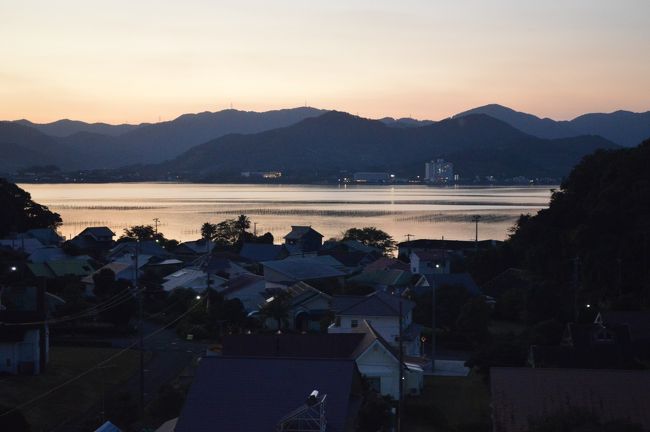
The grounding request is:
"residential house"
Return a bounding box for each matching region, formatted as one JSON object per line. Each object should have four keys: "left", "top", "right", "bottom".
{"left": 175, "top": 356, "right": 362, "bottom": 432}
{"left": 67, "top": 226, "right": 115, "bottom": 255}
{"left": 18, "top": 228, "right": 64, "bottom": 246}
{"left": 27, "top": 258, "right": 97, "bottom": 280}
{"left": 222, "top": 321, "right": 424, "bottom": 399}
{"left": 81, "top": 261, "right": 136, "bottom": 296}
{"left": 0, "top": 238, "right": 45, "bottom": 255}
{"left": 411, "top": 273, "right": 481, "bottom": 297}
{"left": 347, "top": 269, "right": 424, "bottom": 294}
{"left": 162, "top": 267, "right": 227, "bottom": 293}
{"left": 398, "top": 239, "right": 501, "bottom": 259}
{"left": 409, "top": 250, "right": 450, "bottom": 275}
{"left": 218, "top": 274, "right": 266, "bottom": 312}
{"left": 283, "top": 225, "right": 323, "bottom": 254}
{"left": 173, "top": 239, "right": 215, "bottom": 261}
{"left": 595, "top": 311, "right": 650, "bottom": 342}
{"left": 0, "top": 286, "right": 53, "bottom": 375}
{"left": 108, "top": 240, "right": 173, "bottom": 262}
{"left": 280, "top": 281, "right": 332, "bottom": 331}
{"left": 239, "top": 242, "right": 287, "bottom": 262}
{"left": 362, "top": 256, "right": 410, "bottom": 273}
{"left": 329, "top": 291, "right": 421, "bottom": 357}
{"left": 261, "top": 258, "right": 345, "bottom": 291}
{"left": 28, "top": 246, "right": 67, "bottom": 263}
{"left": 490, "top": 367, "right": 650, "bottom": 432}
{"left": 529, "top": 314, "right": 650, "bottom": 369}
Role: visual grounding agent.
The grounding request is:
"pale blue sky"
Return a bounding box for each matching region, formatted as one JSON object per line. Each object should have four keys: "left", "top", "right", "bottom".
{"left": 1, "top": 0, "right": 649, "bottom": 122}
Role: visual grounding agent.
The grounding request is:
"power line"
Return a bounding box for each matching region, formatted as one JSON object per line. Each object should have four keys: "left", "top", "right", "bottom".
{"left": 0, "top": 296, "right": 206, "bottom": 419}
{"left": 3, "top": 287, "right": 144, "bottom": 327}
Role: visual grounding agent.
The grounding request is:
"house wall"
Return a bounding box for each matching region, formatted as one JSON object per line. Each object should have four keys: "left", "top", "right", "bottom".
{"left": 0, "top": 329, "right": 42, "bottom": 375}
{"left": 410, "top": 253, "right": 450, "bottom": 275}
{"left": 356, "top": 342, "right": 401, "bottom": 399}
{"left": 356, "top": 342, "right": 423, "bottom": 398}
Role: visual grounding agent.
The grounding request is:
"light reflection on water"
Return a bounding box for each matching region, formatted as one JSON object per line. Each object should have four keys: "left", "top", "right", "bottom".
{"left": 20, "top": 183, "right": 554, "bottom": 243}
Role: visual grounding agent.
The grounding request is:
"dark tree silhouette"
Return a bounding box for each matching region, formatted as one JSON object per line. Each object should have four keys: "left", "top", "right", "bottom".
{"left": 0, "top": 178, "right": 61, "bottom": 237}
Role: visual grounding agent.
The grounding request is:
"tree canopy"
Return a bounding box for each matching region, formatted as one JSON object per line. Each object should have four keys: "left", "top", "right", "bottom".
{"left": 342, "top": 226, "right": 396, "bottom": 255}
{"left": 0, "top": 178, "right": 62, "bottom": 237}
{"left": 508, "top": 139, "right": 650, "bottom": 313}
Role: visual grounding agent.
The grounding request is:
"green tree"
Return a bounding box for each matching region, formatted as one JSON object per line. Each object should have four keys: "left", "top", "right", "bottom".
{"left": 342, "top": 227, "right": 396, "bottom": 256}
{"left": 0, "top": 178, "right": 62, "bottom": 237}
{"left": 200, "top": 222, "right": 217, "bottom": 241}
{"left": 456, "top": 297, "right": 491, "bottom": 344}
{"left": 259, "top": 291, "right": 292, "bottom": 330}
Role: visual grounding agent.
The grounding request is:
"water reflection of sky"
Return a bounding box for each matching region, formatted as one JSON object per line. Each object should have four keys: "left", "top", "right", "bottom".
{"left": 21, "top": 183, "right": 554, "bottom": 242}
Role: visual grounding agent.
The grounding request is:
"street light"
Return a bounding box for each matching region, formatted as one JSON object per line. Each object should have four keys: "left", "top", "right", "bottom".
{"left": 10, "top": 266, "right": 17, "bottom": 272}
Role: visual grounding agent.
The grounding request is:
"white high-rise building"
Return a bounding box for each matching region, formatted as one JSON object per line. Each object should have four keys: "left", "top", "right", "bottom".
{"left": 425, "top": 159, "right": 454, "bottom": 183}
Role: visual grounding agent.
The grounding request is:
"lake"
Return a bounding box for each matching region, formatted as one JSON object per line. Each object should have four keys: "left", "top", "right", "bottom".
{"left": 20, "top": 183, "right": 554, "bottom": 243}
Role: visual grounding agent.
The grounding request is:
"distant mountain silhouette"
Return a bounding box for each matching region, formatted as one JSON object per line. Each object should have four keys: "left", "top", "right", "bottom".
{"left": 149, "top": 112, "right": 617, "bottom": 180}
{"left": 15, "top": 119, "right": 139, "bottom": 137}
{"left": 2, "top": 107, "right": 327, "bottom": 171}
{"left": 0, "top": 106, "right": 638, "bottom": 177}
{"left": 454, "top": 104, "right": 650, "bottom": 147}
{"left": 379, "top": 117, "right": 436, "bottom": 128}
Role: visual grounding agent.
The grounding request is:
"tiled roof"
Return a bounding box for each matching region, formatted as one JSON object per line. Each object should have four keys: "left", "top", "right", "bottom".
{"left": 597, "top": 311, "right": 650, "bottom": 342}
{"left": 239, "top": 243, "right": 285, "bottom": 262}
{"left": 222, "top": 333, "right": 367, "bottom": 359}
{"left": 219, "top": 274, "right": 264, "bottom": 296}
{"left": 424, "top": 273, "right": 481, "bottom": 296}
{"left": 363, "top": 257, "right": 410, "bottom": 273}
{"left": 262, "top": 259, "right": 345, "bottom": 281}
{"left": 348, "top": 269, "right": 413, "bottom": 287}
{"left": 490, "top": 368, "right": 650, "bottom": 432}
{"left": 331, "top": 291, "right": 415, "bottom": 317}
{"left": 79, "top": 227, "right": 115, "bottom": 239}
{"left": 175, "top": 357, "right": 360, "bottom": 432}
{"left": 284, "top": 226, "right": 323, "bottom": 240}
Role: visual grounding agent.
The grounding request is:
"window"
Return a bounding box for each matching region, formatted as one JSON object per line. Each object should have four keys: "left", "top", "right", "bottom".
{"left": 351, "top": 319, "right": 359, "bottom": 328}
{"left": 367, "top": 376, "right": 381, "bottom": 392}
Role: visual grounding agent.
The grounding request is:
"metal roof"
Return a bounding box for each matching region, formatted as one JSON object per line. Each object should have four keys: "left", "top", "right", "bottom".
{"left": 175, "top": 357, "right": 360, "bottom": 432}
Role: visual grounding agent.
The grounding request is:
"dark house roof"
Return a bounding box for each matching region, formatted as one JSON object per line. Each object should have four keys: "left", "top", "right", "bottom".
{"left": 262, "top": 259, "right": 345, "bottom": 282}
{"left": 596, "top": 311, "right": 650, "bottom": 342}
{"left": 79, "top": 227, "right": 115, "bottom": 239}
{"left": 222, "top": 333, "right": 367, "bottom": 359}
{"left": 284, "top": 226, "right": 323, "bottom": 240}
{"left": 219, "top": 273, "right": 264, "bottom": 296}
{"left": 490, "top": 367, "right": 650, "bottom": 432}
{"left": 221, "top": 320, "right": 401, "bottom": 364}
{"left": 175, "top": 357, "right": 361, "bottom": 432}
{"left": 331, "top": 291, "right": 415, "bottom": 317}
{"left": 240, "top": 243, "right": 286, "bottom": 262}
{"left": 108, "top": 240, "right": 173, "bottom": 259}
{"left": 423, "top": 273, "right": 481, "bottom": 296}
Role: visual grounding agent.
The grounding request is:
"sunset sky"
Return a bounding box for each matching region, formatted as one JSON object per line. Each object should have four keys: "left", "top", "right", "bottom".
{"left": 1, "top": 0, "right": 649, "bottom": 124}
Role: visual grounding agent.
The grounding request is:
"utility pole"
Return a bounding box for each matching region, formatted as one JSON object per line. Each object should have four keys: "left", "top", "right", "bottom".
{"left": 397, "top": 299, "right": 404, "bottom": 432}
{"left": 135, "top": 240, "right": 144, "bottom": 417}
{"left": 431, "top": 280, "right": 436, "bottom": 373}
{"left": 471, "top": 215, "right": 481, "bottom": 251}
{"left": 572, "top": 256, "right": 580, "bottom": 322}
{"left": 153, "top": 218, "right": 160, "bottom": 235}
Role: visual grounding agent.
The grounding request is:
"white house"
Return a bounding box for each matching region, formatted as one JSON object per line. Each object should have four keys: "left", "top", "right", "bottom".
{"left": 328, "top": 291, "right": 421, "bottom": 357}
{"left": 409, "top": 250, "right": 450, "bottom": 275}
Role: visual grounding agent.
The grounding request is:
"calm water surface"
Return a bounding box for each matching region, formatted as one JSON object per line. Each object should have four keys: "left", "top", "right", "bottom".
{"left": 20, "top": 183, "right": 554, "bottom": 243}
